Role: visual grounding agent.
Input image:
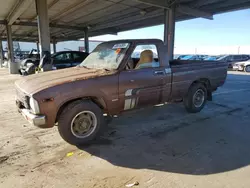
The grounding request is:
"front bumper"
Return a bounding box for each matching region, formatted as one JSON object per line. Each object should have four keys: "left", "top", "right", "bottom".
{"left": 19, "top": 108, "right": 46, "bottom": 127}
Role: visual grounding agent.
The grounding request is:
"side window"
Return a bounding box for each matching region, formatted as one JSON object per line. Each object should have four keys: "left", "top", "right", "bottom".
{"left": 242, "top": 55, "right": 249, "bottom": 61}
{"left": 128, "top": 44, "right": 159, "bottom": 70}
{"left": 226, "top": 56, "right": 232, "bottom": 61}
{"left": 54, "top": 53, "right": 71, "bottom": 62}
{"left": 72, "top": 53, "right": 82, "bottom": 62}
{"left": 232, "top": 55, "right": 242, "bottom": 61}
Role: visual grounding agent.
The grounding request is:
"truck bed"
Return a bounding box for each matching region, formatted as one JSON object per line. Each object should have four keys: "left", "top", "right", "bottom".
{"left": 169, "top": 59, "right": 226, "bottom": 66}
{"left": 169, "top": 60, "right": 228, "bottom": 99}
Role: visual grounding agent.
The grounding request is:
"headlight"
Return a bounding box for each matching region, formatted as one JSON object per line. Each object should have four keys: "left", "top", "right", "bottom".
{"left": 29, "top": 97, "right": 40, "bottom": 114}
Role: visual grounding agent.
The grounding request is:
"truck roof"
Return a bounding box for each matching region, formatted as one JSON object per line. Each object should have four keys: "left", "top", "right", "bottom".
{"left": 101, "top": 39, "right": 163, "bottom": 44}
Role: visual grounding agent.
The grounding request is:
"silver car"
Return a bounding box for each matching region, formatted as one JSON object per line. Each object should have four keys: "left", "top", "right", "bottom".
{"left": 233, "top": 60, "right": 250, "bottom": 72}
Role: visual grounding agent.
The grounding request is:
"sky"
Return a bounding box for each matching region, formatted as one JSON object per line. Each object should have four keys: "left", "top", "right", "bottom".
{"left": 91, "top": 8, "right": 250, "bottom": 54}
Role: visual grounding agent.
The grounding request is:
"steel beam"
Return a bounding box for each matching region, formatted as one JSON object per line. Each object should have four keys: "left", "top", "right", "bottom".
{"left": 50, "top": 0, "right": 92, "bottom": 22}
{"left": 135, "top": 0, "right": 213, "bottom": 19}
{"left": 52, "top": 38, "right": 57, "bottom": 53}
{"left": 12, "top": 21, "right": 87, "bottom": 31}
{"left": 36, "top": 0, "right": 51, "bottom": 57}
{"left": 191, "top": 0, "right": 223, "bottom": 7}
{"left": 7, "top": 0, "right": 34, "bottom": 25}
{"left": 0, "top": 39, "right": 3, "bottom": 68}
{"left": 163, "top": 9, "right": 169, "bottom": 46}
{"left": 36, "top": 42, "right": 39, "bottom": 53}
{"left": 84, "top": 28, "right": 89, "bottom": 53}
{"left": 6, "top": 25, "right": 17, "bottom": 74}
{"left": 135, "top": 0, "right": 169, "bottom": 9}
{"left": 164, "top": 6, "right": 175, "bottom": 60}
{"left": 177, "top": 5, "right": 213, "bottom": 20}
{"left": 92, "top": 9, "right": 161, "bottom": 31}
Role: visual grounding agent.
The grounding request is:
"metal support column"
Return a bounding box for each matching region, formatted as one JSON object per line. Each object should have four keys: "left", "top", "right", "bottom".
{"left": 84, "top": 28, "right": 89, "bottom": 53}
{"left": 36, "top": 41, "right": 39, "bottom": 53}
{"left": 36, "top": 0, "right": 50, "bottom": 58}
{"left": 52, "top": 38, "right": 56, "bottom": 53}
{"left": 6, "top": 25, "right": 17, "bottom": 73}
{"left": 163, "top": 9, "right": 169, "bottom": 46}
{"left": 0, "top": 39, "right": 3, "bottom": 68}
{"left": 164, "top": 5, "right": 176, "bottom": 60}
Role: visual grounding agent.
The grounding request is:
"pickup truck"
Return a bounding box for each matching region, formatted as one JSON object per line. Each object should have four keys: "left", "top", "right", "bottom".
{"left": 15, "top": 39, "right": 228, "bottom": 145}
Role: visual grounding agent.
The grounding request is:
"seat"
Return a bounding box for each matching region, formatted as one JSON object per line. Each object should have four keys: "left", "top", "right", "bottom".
{"left": 135, "top": 50, "right": 154, "bottom": 69}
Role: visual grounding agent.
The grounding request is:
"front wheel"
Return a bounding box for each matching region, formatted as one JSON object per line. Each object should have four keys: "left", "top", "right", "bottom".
{"left": 184, "top": 83, "right": 207, "bottom": 113}
{"left": 58, "top": 100, "right": 106, "bottom": 145}
{"left": 244, "top": 65, "right": 250, "bottom": 73}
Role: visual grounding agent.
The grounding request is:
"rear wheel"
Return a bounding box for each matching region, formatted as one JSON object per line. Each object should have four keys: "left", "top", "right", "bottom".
{"left": 184, "top": 83, "right": 207, "bottom": 113}
{"left": 58, "top": 100, "right": 106, "bottom": 145}
{"left": 244, "top": 65, "right": 250, "bottom": 73}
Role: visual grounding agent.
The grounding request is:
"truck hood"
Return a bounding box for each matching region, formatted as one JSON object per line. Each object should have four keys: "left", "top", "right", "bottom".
{"left": 15, "top": 67, "right": 114, "bottom": 94}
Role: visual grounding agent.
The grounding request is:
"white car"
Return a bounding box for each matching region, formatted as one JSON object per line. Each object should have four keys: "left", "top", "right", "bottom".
{"left": 233, "top": 60, "right": 250, "bottom": 72}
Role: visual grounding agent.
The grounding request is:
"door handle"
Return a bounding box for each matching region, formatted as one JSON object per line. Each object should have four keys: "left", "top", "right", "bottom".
{"left": 154, "top": 70, "right": 164, "bottom": 75}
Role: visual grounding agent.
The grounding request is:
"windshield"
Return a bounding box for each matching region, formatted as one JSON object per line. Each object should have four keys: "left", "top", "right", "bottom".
{"left": 204, "top": 56, "right": 217, "bottom": 61}
{"left": 79, "top": 42, "right": 130, "bottom": 70}
{"left": 181, "top": 55, "right": 193, "bottom": 60}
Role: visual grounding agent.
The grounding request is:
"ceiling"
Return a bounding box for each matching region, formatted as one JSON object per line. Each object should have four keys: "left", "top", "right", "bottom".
{"left": 0, "top": 0, "right": 250, "bottom": 42}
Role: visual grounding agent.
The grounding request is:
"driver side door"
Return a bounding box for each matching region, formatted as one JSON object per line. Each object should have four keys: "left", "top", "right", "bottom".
{"left": 118, "top": 44, "right": 165, "bottom": 111}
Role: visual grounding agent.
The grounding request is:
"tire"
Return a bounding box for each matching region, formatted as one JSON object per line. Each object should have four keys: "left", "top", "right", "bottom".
{"left": 184, "top": 83, "right": 207, "bottom": 113}
{"left": 244, "top": 65, "right": 250, "bottom": 73}
{"left": 58, "top": 100, "right": 106, "bottom": 145}
{"left": 22, "top": 60, "right": 32, "bottom": 67}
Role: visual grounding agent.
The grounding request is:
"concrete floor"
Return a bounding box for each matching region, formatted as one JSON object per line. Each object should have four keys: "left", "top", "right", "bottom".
{"left": 0, "top": 68, "right": 250, "bottom": 188}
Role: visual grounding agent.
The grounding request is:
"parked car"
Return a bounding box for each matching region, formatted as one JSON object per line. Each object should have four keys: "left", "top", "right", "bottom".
{"left": 15, "top": 39, "right": 228, "bottom": 145}
{"left": 18, "top": 48, "right": 40, "bottom": 65}
{"left": 176, "top": 55, "right": 189, "bottom": 60}
{"left": 204, "top": 56, "right": 218, "bottom": 61}
{"left": 217, "top": 55, "right": 250, "bottom": 68}
{"left": 179, "top": 55, "right": 203, "bottom": 60}
{"left": 19, "top": 51, "right": 89, "bottom": 75}
{"left": 233, "top": 60, "right": 250, "bottom": 72}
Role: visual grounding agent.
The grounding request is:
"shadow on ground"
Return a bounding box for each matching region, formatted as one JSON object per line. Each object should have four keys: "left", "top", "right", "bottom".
{"left": 78, "top": 73, "right": 250, "bottom": 175}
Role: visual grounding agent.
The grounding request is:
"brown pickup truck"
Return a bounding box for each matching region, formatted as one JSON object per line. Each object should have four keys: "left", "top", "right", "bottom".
{"left": 15, "top": 39, "right": 228, "bottom": 145}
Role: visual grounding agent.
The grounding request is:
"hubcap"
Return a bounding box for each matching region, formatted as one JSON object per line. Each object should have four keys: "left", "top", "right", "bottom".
{"left": 246, "top": 66, "right": 250, "bottom": 72}
{"left": 71, "top": 111, "right": 97, "bottom": 138}
{"left": 193, "top": 89, "right": 205, "bottom": 108}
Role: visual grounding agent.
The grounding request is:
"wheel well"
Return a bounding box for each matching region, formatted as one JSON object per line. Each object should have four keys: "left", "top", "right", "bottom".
{"left": 55, "top": 97, "right": 106, "bottom": 123}
{"left": 191, "top": 78, "right": 212, "bottom": 100}
{"left": 191, "top": 78, "right": 211, "bottom": 90}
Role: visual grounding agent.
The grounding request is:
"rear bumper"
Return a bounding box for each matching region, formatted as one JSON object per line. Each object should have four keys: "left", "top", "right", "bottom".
{"left": 19, "top": 108, "right": 46, "bottom": 127}
{"left": 232, "top": 66, "right": 239, "bottom": 71}
{"left": 233, "top": 65, "right": 244, "bottom": 71}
